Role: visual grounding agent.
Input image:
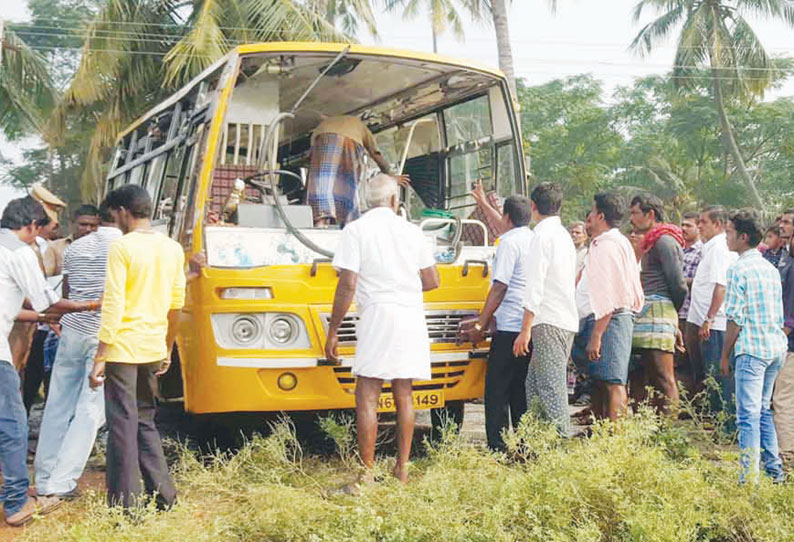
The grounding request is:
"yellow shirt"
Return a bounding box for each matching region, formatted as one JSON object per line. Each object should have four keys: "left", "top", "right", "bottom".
{"left": 98, "top": 231, "right": 186, "bottom": 364}
{"left": 312, "top": 116, "right": 379, "bottom": 155}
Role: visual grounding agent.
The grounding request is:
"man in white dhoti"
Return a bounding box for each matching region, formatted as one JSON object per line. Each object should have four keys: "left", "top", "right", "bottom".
{"left": 325, "top": 174, "right": 440, "bottom": 485}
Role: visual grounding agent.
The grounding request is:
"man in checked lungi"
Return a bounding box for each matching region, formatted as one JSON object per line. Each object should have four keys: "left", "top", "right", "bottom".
{"left": 307, "top": 115, "right": 409, "bottom": 227}
{"left": 629, "top": 193, "right": 688, "bottom": 414}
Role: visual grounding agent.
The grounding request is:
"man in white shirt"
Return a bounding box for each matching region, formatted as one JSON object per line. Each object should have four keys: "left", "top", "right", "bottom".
{"left": 326, "top": 174, "right": 440, "bottom": 486}
{"left": 0, "top": 197, "right": 97, "bottom": 526}
{"left": 687, "top": 205, "right": 738, "bottom": 409}
{"left": 513, "top": 183, "right": 579, "bottom": 436}
{"left": 464, "top": 195, "right": 533, "bottom": 451}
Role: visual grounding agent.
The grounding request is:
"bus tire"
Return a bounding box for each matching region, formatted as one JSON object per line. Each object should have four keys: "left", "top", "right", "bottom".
{"left": 430, "top": 400, "right": 465, "bottom": 440}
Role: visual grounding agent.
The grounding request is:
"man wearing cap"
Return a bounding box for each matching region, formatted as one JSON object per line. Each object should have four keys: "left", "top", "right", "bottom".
{"left": 17, "top": 183, "right": 70, "bottom": 412}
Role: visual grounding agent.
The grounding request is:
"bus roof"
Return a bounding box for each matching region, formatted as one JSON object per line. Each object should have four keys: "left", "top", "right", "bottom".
{"left": 116, "top": 42, "right": 508, "bottom": 141}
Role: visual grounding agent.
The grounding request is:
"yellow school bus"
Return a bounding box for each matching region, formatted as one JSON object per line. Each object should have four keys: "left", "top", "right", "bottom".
{"left": 104, "top": 42, "right": 525, "bottom": 425}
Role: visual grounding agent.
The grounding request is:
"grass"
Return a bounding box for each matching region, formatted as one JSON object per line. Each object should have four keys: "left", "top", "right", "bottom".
{"left": 18, "top": 407, "right": 794, "bottom": 542}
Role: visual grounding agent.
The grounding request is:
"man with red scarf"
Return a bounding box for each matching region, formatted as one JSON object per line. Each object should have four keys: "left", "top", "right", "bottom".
{"left": 629, "top": 193, "right": 688, "bottom": 413}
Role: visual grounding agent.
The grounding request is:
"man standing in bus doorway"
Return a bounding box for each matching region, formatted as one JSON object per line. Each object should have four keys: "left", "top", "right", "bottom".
{"left": 307, "top": 115, "right": 408, "bottom": 227}
{"left": 629, "top": 193, "right": 687, "bottom": 414}
{"left": 513, "top": 183, "right": 579, "bottom": 437}
{"left": 461, "top": 195, "right": 533, "bottom": 451}
{"left": 325, "top": 174, "right": 439, "bottom": 488}
{"left": 89, "top": 185, "right": 185, "bottom": 510}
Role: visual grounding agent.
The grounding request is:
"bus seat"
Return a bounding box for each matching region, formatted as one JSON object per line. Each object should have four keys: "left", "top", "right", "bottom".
{"left": 210, "top": 165, "right": 261, "bottom": 216}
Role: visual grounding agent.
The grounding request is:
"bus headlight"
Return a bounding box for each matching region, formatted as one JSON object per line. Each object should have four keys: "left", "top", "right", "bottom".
{"left": 211, "top": 313, "right": 310, "bottom": 350}
{"left": 231, "top": 316, "right": 261, "bottom": 345}
{"left": 269, "top": 316, "right": 298, "bottom": 345}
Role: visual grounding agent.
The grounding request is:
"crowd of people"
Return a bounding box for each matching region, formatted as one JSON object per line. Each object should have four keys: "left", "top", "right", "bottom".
{"left": 468, "top": 186, "right": 794, "bottom": 485}
{"left": 1, "top": 174, "right": 792, "bottom": 521}
{"left": 1, "top": 184, "right": 185, "bottom": 526}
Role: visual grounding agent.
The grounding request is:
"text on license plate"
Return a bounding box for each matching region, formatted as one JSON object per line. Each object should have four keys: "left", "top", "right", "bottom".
{"left": 377, "top": 390, "right": 444, "bottom": 412}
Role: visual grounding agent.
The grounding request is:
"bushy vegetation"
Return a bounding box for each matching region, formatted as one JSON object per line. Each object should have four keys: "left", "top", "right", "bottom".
{"left": 20, "top": 409, "right": 794, "bottom": 542}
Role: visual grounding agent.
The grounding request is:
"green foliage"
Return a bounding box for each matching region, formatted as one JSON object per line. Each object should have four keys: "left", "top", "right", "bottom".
{"left": 18, "top": 413, "right": 794, "bottom": 542}
{"left": 518, "top": 73, "right": 794, "bottom": 222}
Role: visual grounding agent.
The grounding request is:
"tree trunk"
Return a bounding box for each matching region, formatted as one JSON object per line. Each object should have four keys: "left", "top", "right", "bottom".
{"left": 709, "top": 66, "right": 764, "bottom": 209}
{"left": 431, "top": 24, "right": 437, "bottom": 53}
{"left": 491, "top": 0, "right": 516, "bottom": 99}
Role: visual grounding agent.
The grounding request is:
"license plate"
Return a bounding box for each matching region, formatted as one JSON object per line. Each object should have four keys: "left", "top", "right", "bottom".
{"left": 377, "top": 390, "right": 444, "bottom": 412}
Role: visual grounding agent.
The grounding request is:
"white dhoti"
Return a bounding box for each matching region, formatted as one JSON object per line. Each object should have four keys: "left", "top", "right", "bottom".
{"left": 353, "top": 303, "right": 431, "bottom": 381}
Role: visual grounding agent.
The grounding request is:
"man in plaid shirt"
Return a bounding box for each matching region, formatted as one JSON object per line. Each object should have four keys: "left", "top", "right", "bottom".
{"left": 721, "top": 209, "right": 788, "bottom": 483}
{"left": 679, "top": 212, "right": 704, "bottom": 392}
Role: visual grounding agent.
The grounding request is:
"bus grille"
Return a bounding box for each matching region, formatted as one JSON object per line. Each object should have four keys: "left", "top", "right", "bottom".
{"left": 322, "top": 310, "right": 477, "bottom": 346}
{"left": 333, "top": 360, "right": 470, "bottom": 392}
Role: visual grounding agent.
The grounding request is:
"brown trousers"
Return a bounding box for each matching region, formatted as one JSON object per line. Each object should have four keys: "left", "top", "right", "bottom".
{"left": 773, "top": 352, "right": 794, "bottom": 458}
{"left": 104, "top": 361, "right": 176, "bottom": 509}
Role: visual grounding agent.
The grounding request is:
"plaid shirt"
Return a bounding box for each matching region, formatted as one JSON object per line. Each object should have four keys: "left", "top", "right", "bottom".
{"left": 679, "top": 240, "right": 704, "bottom": 319}
{"left": 724, "top": 249, "right": 788, "bottom": 360}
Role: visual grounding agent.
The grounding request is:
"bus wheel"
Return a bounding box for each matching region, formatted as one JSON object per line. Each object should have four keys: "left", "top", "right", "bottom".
{"left": 430, "top": 401, "right": 464, "bottom": 441}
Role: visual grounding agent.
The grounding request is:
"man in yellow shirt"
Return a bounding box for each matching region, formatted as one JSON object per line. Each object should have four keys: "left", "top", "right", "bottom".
{"left": 89, "top": 185, "right": 186, "bottom": 510}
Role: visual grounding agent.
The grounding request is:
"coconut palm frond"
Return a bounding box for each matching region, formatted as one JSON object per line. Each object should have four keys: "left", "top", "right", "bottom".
{"left": 163, "top": 0, "right": 228, "bottom": 87}
{"left": 0, "top": 29, "right": 57, "bottom": 138}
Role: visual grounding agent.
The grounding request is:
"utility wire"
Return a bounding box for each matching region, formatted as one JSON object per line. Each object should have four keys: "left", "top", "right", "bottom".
{"left": 9, "top": 22, "right": 794, "bottom": 52}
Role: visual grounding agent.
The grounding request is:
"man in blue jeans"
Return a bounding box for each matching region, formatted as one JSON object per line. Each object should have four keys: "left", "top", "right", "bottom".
{"left": 0, "top": 197, "right": 98, "bottom": 526}
{"left": 34, "top": 202, "right": 121, "bottom": 499}
{"left": 687, "top": 206, "right": 737, "bottom": 415}
{"left": 721, "top": 209, "right": 788, "bottom": 483}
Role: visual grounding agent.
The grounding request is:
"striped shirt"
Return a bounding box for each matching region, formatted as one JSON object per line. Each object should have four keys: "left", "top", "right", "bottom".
{"left": 724, "top": 248, "right": 788, "bottom": 360}
{"left": 60, "top": 227, "right": 122, "bottom": 336}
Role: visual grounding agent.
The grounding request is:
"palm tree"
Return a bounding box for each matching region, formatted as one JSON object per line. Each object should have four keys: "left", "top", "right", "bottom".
{"left": 382, "top": 0, "right": 486, "bottom": 53}
{"left": 306, "top": 0, "right": 379, "bottom": 36}
{"left": 630, "top": 0, "right": 794, "bottom": 209}
{"left": 487, "top": 0, "right": 556, "bottom": 100}
{"left": 0, "top": 28, "right": 56, "bottom": 139}
{"left": 56, "top": 0, "right": 350, "bottom": 198}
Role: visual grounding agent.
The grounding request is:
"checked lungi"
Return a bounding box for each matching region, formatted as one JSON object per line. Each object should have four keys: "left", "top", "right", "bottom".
{"left": 632, "top": 294, "right": 678, "bottom": 353}
{"left": 307, "top": 132, "right": 366, "bottom": 226}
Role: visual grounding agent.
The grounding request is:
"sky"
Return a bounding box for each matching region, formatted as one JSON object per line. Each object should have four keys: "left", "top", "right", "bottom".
{"left": 3, "top": 0, "right": 794, "bottom": 208}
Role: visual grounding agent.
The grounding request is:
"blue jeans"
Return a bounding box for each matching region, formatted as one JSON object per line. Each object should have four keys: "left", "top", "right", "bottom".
{"left": 734, "top": 353, "right": 785, "bottom": 483}
{"left": 34, "top": 328, "right": 104, "bottom": 495}
{"left": 0, "top": 361, "right": 30, "bottom": 515}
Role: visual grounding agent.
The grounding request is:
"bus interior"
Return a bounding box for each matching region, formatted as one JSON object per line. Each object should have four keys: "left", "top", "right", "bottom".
{"left": 106, "top": 47, "right": 524, "bottom": 257}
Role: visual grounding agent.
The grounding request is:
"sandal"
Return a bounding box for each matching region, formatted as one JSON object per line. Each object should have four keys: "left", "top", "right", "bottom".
{"left": 5, "top": 495, "right": 62, "bottom": 527}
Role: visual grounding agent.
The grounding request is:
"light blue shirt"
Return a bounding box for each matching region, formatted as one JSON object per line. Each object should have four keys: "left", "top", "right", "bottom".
{"left": 492, "top": 226, "right": 534, "bottom": 333}
{"left": 724, "top": 249, "right": 788, "bottom": 360}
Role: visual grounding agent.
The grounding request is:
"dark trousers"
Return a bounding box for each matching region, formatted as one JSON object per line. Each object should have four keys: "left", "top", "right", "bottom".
{"left": 22, "top": 329, "right": 50, "bottom": 413}
{"left": 105, "top": 362, "right": 176, "bottom": 509}
{"left": 485, "top": 331, "right": 530, "bottom": 451}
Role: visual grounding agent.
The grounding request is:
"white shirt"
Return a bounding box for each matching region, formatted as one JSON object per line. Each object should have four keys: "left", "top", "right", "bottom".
{"left": 491, "top": 226, "right": 534, "bottom": 332}
{"left": 0, "top": 229, "right": 60, "bottom": 363}
{"left": 687, "top": 232, "right": 738, "bottom": 331}
{"left": 575, "top": 267, "right": 593, "bottom": 320}
{"left": 332, "top": 208, "right": 436, "bottom": 310}
{"left": 522, "top": 216, "right": 579, "bottom": 333}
